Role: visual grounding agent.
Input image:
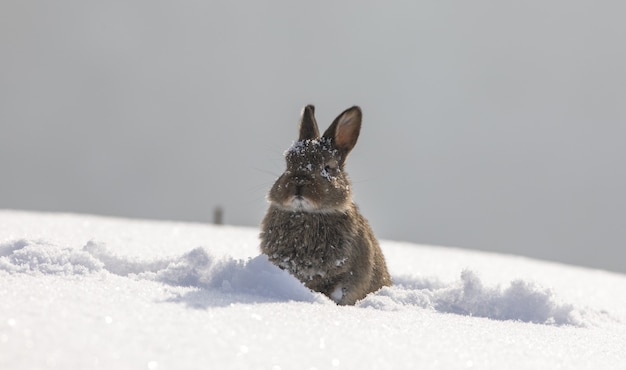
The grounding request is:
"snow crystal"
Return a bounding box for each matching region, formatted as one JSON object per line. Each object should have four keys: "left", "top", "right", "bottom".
{"left": 320, "top": 166, "right": 332, "bottom": 180}
{"left": 284, "top": 138, "right": 337, "bottom": 157}
{"left": 284, "top": 140, "right": 311, "bottom": 155}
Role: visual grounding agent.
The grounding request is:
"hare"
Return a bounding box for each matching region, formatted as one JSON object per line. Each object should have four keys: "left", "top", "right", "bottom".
{"left": 260, "top": 105, "right": 391, "bottom": 305}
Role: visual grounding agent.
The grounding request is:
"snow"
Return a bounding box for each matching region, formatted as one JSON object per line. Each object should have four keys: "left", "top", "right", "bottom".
{"left": 1, "top": 210, "right": 625, "bottom": 369}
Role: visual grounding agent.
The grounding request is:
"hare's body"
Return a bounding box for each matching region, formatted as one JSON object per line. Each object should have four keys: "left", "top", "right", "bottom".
{"left": 261, "top": 203, "right": 390, "bottom": 305}
{"left": 260, "top": 105, "right": 391, "bottom": 305}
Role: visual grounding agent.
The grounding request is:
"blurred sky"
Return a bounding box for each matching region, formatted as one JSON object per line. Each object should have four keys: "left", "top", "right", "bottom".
{"left": 1, "top": 1, "right": 625, "bottom": 273}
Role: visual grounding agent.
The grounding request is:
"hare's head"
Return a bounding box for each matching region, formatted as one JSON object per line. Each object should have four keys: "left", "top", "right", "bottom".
{"left": 268, "top": 105, "right": 362, "bottom": 213}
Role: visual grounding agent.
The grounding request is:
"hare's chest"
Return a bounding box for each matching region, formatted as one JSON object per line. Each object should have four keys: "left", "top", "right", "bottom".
{"left": 263, "top": 220, "right": 349, "bottom": 280}
{"left": 271, "top": 241, "right": 345, "bottom": 280}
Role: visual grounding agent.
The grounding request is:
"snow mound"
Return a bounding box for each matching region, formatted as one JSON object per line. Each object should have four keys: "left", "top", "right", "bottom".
{"left": 360, "top": 271, "right": 585, "bottom": 326}
{"left": 0, "top": 239, "right": 103, "bottom": 274}
{"left": 0, "top": 238, "right": 594, "bottom": 325}
{"left": 0, "top": 239, "right": 324, "bottom": 305}
{"left": 84, "top": 240, "right": 324, "bottom": 304}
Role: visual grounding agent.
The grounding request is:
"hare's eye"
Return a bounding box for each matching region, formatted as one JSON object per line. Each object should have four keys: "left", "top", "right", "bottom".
{"left": 326, "top": 159, "right": 338, "bottom": 170}
{"left": 323, "top": 163, "right": 337, "bottom": 173}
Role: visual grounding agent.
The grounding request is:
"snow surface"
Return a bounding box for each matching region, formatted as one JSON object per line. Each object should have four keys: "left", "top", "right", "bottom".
{"left": 1, "top": 210, "right": 625, "bottom": 369}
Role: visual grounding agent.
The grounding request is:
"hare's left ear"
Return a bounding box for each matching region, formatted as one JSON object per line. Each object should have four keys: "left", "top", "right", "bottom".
{"left": 323, "top": 106, "right": 362, "bottom": 156}
{"left": 298, "top": 105, "right": 320, "bottom": 141}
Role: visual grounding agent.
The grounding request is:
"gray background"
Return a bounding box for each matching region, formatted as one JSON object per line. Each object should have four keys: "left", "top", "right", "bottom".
{"left": 2, "top": 1, "right": 625, "bottom": 273}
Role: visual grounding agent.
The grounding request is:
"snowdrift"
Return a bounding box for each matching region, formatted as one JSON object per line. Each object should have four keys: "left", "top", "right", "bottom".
{"left": 1, "top": 238, "right": 589, "bottom": 326}
{"left": 1, "top": 211, "right": 625, "bottom": 369}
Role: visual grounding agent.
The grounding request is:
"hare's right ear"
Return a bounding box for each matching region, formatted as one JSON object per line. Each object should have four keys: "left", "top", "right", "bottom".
{"left": 322, "top": 106, "right": 362, "bottom": 157}
{"left": 298, "top": 105, "right": 320, "bottom": 141}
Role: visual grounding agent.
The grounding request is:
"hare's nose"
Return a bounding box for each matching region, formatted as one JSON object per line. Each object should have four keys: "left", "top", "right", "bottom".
{"left": 295, "top": 184, "right": 304, "bottom": 196}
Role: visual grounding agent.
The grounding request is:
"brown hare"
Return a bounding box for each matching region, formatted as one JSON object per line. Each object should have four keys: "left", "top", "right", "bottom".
{"left": 260, "top": 105, "right": 391, "bottom": 305}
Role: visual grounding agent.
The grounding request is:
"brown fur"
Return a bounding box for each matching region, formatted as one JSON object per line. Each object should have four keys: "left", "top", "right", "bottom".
{"left": 260, "top": 105, "right": 391, "bottom": 305}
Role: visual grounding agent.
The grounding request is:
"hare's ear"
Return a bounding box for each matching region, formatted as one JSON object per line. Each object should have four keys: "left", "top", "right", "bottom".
{"left": 323, "top": 106, "right": 362, "bottom": 156}
{"left": 298, "top": 105, "right": 320, "bottom": 141}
